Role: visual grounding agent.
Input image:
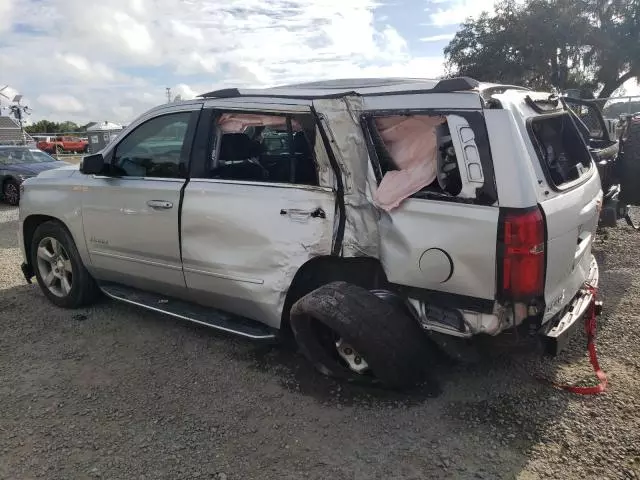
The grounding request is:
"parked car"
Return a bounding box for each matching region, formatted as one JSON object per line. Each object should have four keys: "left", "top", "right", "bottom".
{"left": 0, "top": 146, "right": 70, "bottom": 205}
{"left": 17, "top": 77, "right": 607, "bottom": 389}
{"left": 562, "top": 97, "right": 640, "bottom": 229}
{"left": 36, "top": 135, "right": 88, "bottom": 154}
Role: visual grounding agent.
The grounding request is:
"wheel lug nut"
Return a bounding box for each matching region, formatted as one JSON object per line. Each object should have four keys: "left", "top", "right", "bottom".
{"left": 354, "top": 356, "right": 362, "bottom": 365}
{"left": 344, "top": 348, "right": 353, "bottom": 355}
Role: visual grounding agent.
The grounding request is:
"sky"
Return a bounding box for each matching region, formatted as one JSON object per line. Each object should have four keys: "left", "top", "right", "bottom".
{"left": 0, "top": 0, "right": 637, "bottom": 125}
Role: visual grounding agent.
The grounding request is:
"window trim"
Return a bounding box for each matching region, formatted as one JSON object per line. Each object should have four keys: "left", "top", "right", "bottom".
{"left": 188, "top": 177, "right": 334, "bottom": 193}
{"left": 360, "top": 108, "right": 498, "bottom": 206}
{"left": 108, "top": 110, "right": 200, "bottom": 180}
{"left": 189, "top": 107, "right": 323, "bottom": 188}
{"left": 526, "top": 112, "right": 596, "bottom": 193}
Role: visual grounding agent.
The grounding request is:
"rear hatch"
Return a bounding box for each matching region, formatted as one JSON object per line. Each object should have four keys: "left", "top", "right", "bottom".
{"left": 498, "top": 92, "right": 602, "bottom": 321}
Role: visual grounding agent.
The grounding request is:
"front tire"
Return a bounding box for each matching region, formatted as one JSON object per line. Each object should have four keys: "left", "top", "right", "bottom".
{"left": 30, "top": 221, "right": 100, "bottom": 308}
{"left": 290, "top": 281, "right": 434, "bottom": 389}
{"left": 2, "top": 179, "right": 20, "bottom": 205}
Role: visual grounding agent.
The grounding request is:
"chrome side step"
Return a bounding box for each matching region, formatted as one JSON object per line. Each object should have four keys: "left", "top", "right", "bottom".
{"left": 99, "top": 282, "right": 277, "bottom": 341}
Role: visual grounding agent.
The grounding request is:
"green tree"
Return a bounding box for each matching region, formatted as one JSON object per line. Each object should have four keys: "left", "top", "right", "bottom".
{"left": 444, "top": 0, "right": 640, "bottom": 98}
{"left": 58, "top": 121, "right": 80, "bottom": 133}
{"left": 25, "top": 120, "right": 83, "bottom": 134}
{"left": 25, "top": 120, "right": 60, "bottom": 134}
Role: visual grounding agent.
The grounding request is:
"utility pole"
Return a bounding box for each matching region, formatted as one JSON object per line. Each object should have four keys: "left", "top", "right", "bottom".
{"left": 166, "top": 87, "right": 172, "bottom": 103}
{"left": 9, "top": 95, "right": 30, "bottom": 145}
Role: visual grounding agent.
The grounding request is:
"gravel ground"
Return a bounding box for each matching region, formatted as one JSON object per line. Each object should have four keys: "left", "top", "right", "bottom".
{"left": 1, "top": 203, "right": 639, "bottom": 480}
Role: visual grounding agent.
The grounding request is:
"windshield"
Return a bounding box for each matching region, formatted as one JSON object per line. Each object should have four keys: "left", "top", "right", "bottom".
{"left": 28, "top": 150, "right": 56, "bottom": 163}
{"left": 0, "top": 148, "right": 56, "bottom": 165}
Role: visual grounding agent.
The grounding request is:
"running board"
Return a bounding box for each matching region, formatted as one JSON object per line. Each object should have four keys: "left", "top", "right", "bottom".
{"left": 99, "top": 282, "right": 277, "bottom": 341}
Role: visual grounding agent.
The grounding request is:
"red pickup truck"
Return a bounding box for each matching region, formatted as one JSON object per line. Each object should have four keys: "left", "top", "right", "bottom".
{"left": 36, "top": 136, "right": 88, "bottom": 154}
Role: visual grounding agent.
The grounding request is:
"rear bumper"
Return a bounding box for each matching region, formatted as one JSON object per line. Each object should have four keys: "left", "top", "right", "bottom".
{"left": 540, "top": 256, "right": 600, "bottom": 356}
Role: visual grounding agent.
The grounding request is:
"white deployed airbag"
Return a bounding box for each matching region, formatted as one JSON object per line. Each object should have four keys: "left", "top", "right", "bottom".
{"left": 373, "top": 115, "right": 446, "bottom": 211}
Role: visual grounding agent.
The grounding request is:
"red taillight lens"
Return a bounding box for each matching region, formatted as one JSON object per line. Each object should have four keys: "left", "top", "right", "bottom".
{"left": 500, "top": 208, "right": 545, "bottom": 300}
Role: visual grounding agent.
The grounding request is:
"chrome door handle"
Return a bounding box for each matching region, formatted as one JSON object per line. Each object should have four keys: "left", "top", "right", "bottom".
{"left": 147, "top": 200, "right": 173, "bottom": 209}
{"left": 280, "top": 207, "right": 326, "bottom": 219}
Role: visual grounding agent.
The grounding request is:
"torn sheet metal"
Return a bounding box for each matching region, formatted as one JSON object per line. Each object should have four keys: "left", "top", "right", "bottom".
{"left": 372, "top": 115, "right": 446, "bottom": 211}
{"left": 313, "top": 124, "right": 336, "bottom": 189}
{"left": 313, "top": 96, "right": 381, "bottom": 258}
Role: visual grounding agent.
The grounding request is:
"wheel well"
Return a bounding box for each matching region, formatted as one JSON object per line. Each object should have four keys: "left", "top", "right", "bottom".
{"left": 23, "top": 215, "right": 66, "bottom": 265}
{"left": 2, "top": 176, "right": 17, "bottom": 186}
{"left": 280, "top": 256, "right": 388, "bottom": 334}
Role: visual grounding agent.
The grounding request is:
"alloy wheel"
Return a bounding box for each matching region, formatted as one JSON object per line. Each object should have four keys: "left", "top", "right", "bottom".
{"left": 36, "top": 237, "right": 73, "bottom": 297}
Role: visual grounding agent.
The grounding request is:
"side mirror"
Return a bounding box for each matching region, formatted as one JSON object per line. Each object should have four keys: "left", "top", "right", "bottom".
{"left": 80, "top": 153, "right": 105, "bottom": 175}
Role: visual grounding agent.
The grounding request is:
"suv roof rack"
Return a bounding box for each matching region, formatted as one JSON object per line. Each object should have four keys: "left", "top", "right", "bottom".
{"left": 198, "top": 76, "right": 480, "bottom": 100}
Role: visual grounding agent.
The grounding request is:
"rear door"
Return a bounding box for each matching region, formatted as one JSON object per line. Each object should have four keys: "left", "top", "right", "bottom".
{"left": 504, "top": 93, "right": 602, "bottom": 321}
{"left": 358, "top": 93, "right": 500, "bottom": 303}
{"left": 180, "top": 102, "right": 336, "bottom": 328}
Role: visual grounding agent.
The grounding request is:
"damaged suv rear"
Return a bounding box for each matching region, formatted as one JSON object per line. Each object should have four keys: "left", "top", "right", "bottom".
{"left": 18, "top": 77, "right": 603, "bottom": 389}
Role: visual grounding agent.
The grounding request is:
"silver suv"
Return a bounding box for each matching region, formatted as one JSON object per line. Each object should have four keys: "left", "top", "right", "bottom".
{"left": 18, "top": 77, "right": 603, "bottom": 389}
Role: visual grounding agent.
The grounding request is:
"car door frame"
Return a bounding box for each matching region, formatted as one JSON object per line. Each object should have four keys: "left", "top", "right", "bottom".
{"left": 80, "top": 102, "right": 203, "bottom": 297}
{"left": 180, "top": 98, "right": 340, "bottom": 327}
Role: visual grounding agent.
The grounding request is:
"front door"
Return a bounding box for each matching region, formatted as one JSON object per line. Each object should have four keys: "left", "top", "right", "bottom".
{"left": 82, "top": 109, "right": 200, "bottom": 297}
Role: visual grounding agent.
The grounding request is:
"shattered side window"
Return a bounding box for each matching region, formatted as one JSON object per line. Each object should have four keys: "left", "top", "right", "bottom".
{"left": 529, "top": 113, "right": 593, "bottom": 188}
{"left": 365, "top": 115, "right": 468, "bottom": 211}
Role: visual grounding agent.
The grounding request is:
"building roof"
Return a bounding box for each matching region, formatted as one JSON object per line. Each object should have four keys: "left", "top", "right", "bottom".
{"left": 0, "top": 115, "right": 34, "bottom": 145}
{"left": 86, "top": 121, "right": 123, "bottom": 132}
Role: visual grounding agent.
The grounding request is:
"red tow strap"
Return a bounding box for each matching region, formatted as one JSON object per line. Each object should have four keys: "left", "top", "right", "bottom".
{"left": 545, "top": 285, "right": 608, "bottom": 395}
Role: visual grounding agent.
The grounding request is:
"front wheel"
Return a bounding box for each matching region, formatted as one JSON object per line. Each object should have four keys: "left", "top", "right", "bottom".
{"left": 30, "top": 221, "right": 101, "bottom": 308}
{"left": 290, "top": 281, "right": 434, "bottom": 389}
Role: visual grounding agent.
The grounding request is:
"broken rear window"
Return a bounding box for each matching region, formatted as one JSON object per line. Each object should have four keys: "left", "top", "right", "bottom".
{"left": 529, "top": 113, "right": 593, "bottom": 188}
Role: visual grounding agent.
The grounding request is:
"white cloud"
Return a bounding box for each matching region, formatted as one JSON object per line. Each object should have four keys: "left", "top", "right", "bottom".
{"left": 426, "top": 0, "right": 497, "bottom": 26}
{"left": 2, "top": 0, "right": 447, "bottom": 124}
{"left": 57, "top": 54, "right": 123, "bottom": 82}
{"left": 420, "top": 33, "right": 455, "bottom": 42}
{"left": 37, "top": 94, "right": 85, "bottom": 113}
{"left": 0, "top": 0, "right": 13, "bottom": 32}
{"left": 173, "top": 84, "right": 199, "bottom": 101}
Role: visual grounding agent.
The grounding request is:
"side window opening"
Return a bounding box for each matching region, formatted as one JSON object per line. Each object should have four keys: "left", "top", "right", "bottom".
{"left": 208, "top": 112, "right": 319, "bottom": 186}
{"left": 112, "top": 112, "right": 191, "bottom": 178}
{"left": 529, "top": 113, "right": 593, "bottom": 188}
{"left": 364, "top": 114, "right": 483, "bottom": 211}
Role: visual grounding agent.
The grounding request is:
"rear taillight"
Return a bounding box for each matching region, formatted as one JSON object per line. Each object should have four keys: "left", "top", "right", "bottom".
{"left": 498, "top": 207, "right": 546, "bottom": 300}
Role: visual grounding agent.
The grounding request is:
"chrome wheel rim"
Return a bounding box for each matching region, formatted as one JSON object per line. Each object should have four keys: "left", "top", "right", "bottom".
{"left": 36, "top": 237, "right": 73, "bottom": 298}
{"left": 335, "top": 338, "right": 369, "bottom": 374}
{"left": 4, "top": 183, "right": 18, "bottom": 204}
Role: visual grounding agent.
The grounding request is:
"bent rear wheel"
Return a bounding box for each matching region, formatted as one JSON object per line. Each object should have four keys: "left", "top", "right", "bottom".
{"left": 290, "top": 281, "right": 434, "bottom": 389}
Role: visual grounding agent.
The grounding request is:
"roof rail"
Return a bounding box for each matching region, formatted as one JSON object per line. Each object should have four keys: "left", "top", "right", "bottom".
{"left": 198, "top": 76, "right": 481, "bottom": 100}
{"left": 431, "top": 77, "right": 479, "bottom": 93}
{"left": 199, "top": 88, "right": 242, "bottom": 99}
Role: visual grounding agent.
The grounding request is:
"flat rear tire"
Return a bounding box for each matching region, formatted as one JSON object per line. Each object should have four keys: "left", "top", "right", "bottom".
{"left": 290, "top": 281, "right": 434, "bottom": 389}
